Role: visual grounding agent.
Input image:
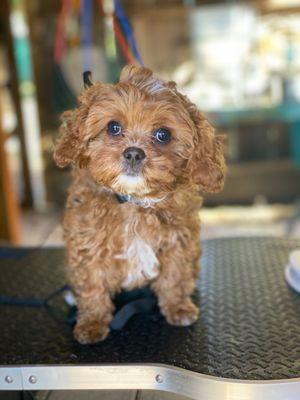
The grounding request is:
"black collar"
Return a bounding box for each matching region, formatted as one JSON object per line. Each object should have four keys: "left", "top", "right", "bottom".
{"left": 115, "top": 194, "right": 131, "bottom": 204}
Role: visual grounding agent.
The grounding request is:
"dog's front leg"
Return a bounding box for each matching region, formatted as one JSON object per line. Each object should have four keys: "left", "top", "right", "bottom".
{"left": 151, "top": 241, "right": 200, "bottom": 326}
{"left": 73, "top": 278, "right": 115, "bottom": 344}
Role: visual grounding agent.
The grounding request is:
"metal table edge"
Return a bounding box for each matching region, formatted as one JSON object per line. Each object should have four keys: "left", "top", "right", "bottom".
{"left": 1, "top": 363, "right": 300, "bottom": 399}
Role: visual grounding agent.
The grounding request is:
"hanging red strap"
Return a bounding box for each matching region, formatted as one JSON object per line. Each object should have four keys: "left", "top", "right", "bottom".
{"left": 97, "top": 0, "right": 137, "bottom": 65}
{"left": 113, "top": 16, "right": 136, "bottom": 65}
{"left": 54, "top": 0, "right": 73, "bottom": 63}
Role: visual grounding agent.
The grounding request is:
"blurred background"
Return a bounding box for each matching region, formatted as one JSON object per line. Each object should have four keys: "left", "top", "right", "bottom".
{"left": 1, "top": 0, "right": 300, "bottom": 246}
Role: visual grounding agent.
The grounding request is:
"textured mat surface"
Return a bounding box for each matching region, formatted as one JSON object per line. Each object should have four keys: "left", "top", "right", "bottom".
{"left": 0, "top": 237, "right": 300, "bottom": 380}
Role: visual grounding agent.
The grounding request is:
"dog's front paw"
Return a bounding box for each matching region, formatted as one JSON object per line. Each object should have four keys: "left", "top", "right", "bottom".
{"left": 163, "top": 299, "right": 199, "bottom": 327}
{"left": 74, "top": 319, "right": 110, "bottom": 344}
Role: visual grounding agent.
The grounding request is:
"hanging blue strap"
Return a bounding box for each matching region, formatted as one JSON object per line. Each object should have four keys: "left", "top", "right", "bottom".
{"left": 114, "top": 0, "right": 144, "bottom": 66}
{"left": 81, "top": 0, "right": 93, "bottom": 72}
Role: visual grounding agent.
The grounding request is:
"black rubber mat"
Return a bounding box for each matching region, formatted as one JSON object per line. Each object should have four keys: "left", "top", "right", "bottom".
{"left": 0, "top": 237, "right": 300, "bottom": 380}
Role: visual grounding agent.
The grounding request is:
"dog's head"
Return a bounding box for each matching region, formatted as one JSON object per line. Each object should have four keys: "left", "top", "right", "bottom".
{"left": 54, "top": 65, "right": 226, "bottom": 197}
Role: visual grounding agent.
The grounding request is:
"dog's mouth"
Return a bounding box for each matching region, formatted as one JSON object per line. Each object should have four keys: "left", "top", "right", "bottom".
{"left": 122, "top": 163, "right": 143, "bottom": 177}
{"left": 112, "top": 172, "right": 146, "bottom": 197}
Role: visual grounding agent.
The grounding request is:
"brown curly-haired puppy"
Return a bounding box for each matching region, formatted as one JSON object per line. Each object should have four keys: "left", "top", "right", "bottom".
{"left": 54, "top": 65, "right": 226, "bottom": 344}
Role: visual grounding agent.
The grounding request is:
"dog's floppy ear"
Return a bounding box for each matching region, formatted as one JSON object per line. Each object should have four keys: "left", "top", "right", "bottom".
{"left": 53, "top": 71, "right": 95, "bottom": 168}
{"left": 53, "top": 109, "right": 84, "bottom": 168}
{"left": 53, "top": 96, "right": 89, "bottom": 168}
{"left": 53, "top": 72, "right": 94, "bottom": 168}
{"left": 184, "top": 98, "right": 226, "bottom": 192}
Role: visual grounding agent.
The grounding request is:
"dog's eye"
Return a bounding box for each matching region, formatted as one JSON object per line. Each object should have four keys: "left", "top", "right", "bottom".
{"left": 107, "top": 121, "right": 122, "bottom": 136}
{"left": 154, "top": 128, "right": 171, "bottom": 143}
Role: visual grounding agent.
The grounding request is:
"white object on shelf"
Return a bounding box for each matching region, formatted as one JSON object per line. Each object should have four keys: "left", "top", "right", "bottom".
{"left": 285, "top": 249, "right": 300, "bottom": 293}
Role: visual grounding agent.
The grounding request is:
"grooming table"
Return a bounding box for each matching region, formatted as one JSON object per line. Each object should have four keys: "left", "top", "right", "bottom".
{"left": 0, "top": 237, "right": 300, "bottom": 400}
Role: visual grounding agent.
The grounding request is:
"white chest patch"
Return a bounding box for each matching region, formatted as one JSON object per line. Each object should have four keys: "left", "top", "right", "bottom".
{"left": 118, "top": 235, "right": 159, "bottom": 289}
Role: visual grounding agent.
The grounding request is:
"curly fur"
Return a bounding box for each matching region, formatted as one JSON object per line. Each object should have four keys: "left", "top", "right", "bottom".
{"left": 54, "top": 65, "right": 226, "bottom": 344}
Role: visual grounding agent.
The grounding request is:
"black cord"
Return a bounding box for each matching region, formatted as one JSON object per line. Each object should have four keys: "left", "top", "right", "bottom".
{"left": 0, "top": 281, "right": 158, "bottom": 330}
{"left": 43, "top": 391, "right": 53, "bottom": 400}
{"left": 44, "top": 284, "right": 71, "bottom": 304}
{"left": 0, "top": 284, "right": 70, "bottom": 308}
{"left": 26, "top": 391, "right": 36, "bottom": 400}
{"left": 21, "top": 391, "right": 36, "bottom": 400}
{"left": 0, "top": 295, "right": 44, "bottom": 307}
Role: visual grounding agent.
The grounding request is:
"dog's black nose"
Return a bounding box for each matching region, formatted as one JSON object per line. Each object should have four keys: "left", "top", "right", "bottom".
{"left": 123, "top": 147, "right": 146, "bottom": 166}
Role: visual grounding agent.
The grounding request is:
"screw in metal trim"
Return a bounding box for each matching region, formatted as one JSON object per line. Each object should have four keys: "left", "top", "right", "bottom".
{"left": 155, "top": 374, "right": 164, "bottom": 383}
{"left": 5, "top": 376, "right": 13, "bottom": 384}
{"left": 29, "top": 375, "right": 37, "bottom": 384}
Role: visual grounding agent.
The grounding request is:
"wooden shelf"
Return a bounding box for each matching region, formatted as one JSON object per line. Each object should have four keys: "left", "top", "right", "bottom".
{"left": 205, "top": 159, "right": 300, "bottom": 205}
